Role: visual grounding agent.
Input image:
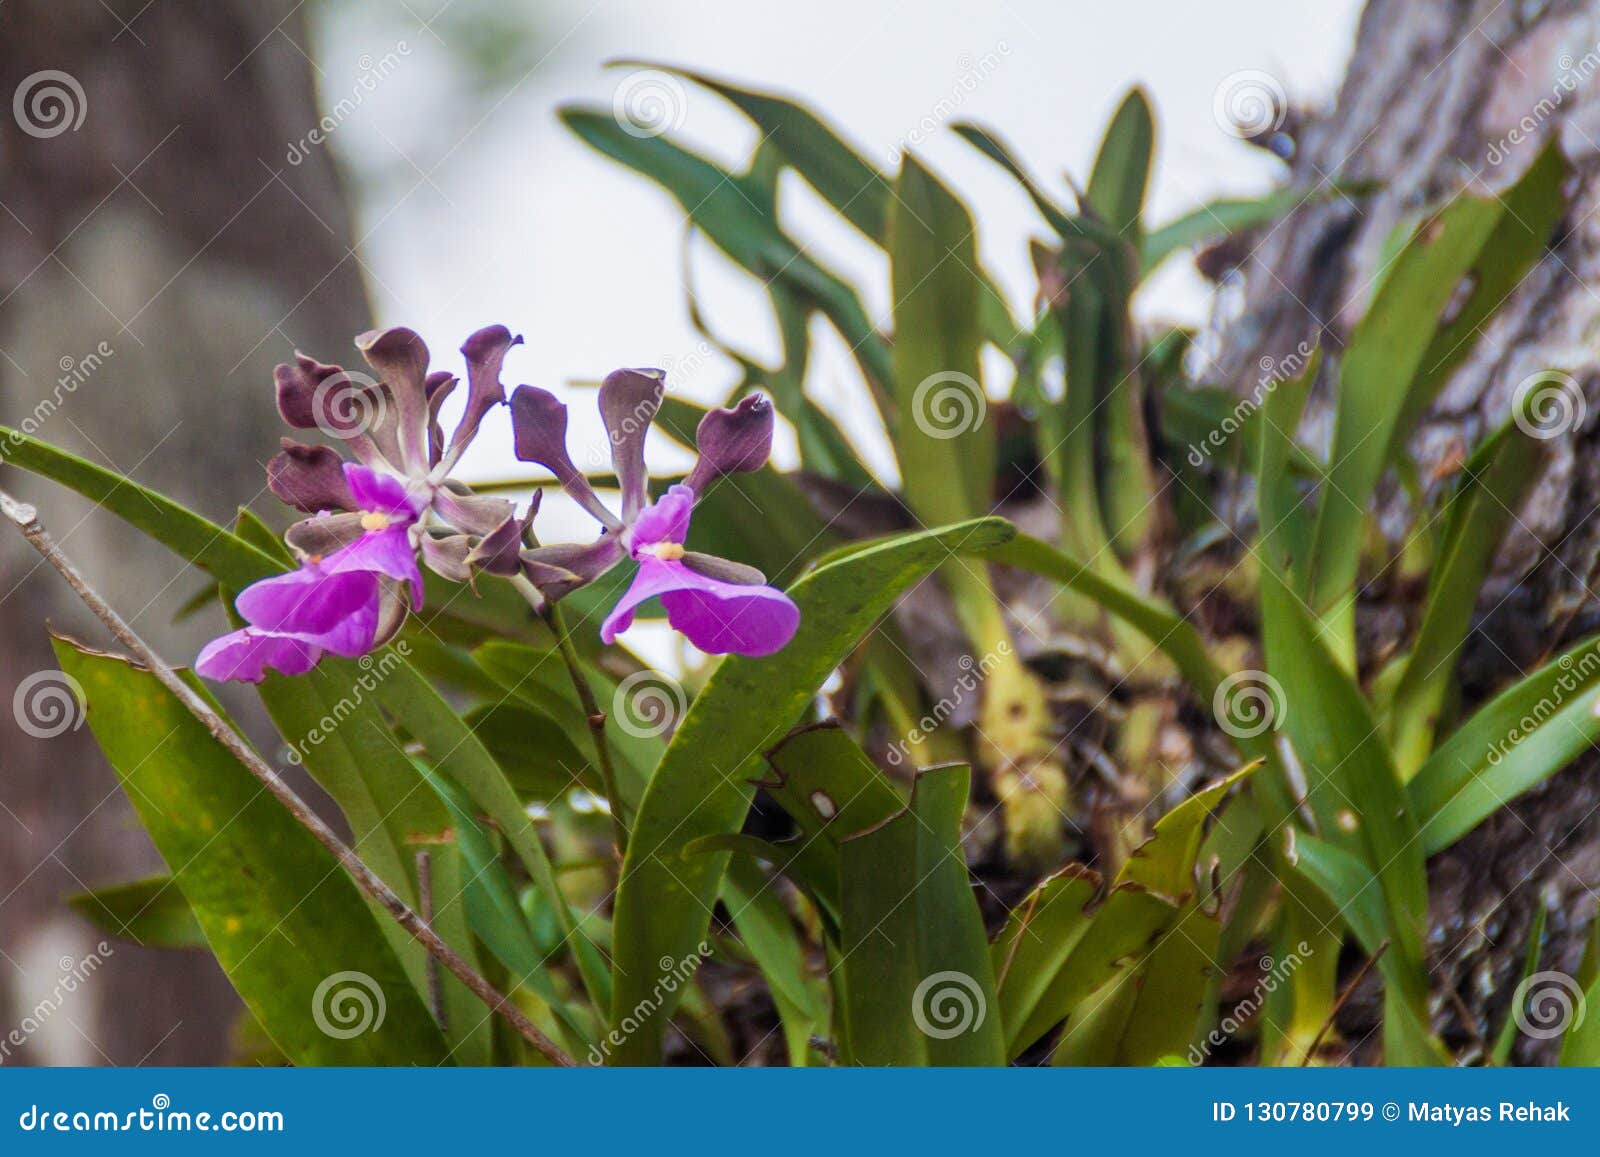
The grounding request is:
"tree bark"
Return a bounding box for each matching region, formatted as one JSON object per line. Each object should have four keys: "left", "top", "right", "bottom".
{"left": 1211, "top": 0, "right": 1600, "bottom": 1061}
{"left": 0, "top": 0, "right": 369, "bottom": 1064}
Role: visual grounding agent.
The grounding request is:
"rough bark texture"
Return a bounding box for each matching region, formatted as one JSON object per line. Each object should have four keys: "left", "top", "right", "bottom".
{"left": 1211, "top": 0, "right": 1600, "bottom": 1062}
{"left": 0, "top": 0, "right": 368, "bottom": 1064}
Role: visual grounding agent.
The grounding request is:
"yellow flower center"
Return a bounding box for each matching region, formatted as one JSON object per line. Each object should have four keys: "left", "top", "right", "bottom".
{"left": 360, "top": 511, "right": 392, "bottom": 532}
{"left": 643, "top": 541, "right": 685, "bottom": 561}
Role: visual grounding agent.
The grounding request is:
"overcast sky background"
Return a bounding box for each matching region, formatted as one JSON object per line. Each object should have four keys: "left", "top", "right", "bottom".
{"left": 308, "top": 0, "right": 1363, "bottom": 661}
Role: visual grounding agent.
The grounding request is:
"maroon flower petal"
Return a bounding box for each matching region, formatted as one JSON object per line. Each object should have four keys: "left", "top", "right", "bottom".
{"left": 426, "top": 371, "right": 458, "bottom": 465}
{"left": 684, "top": 394, "right": 774, "bottom": 493}
{"left": 510, "top": 385, "right": 622, "bottom": 530}
{"left": 519, "top": 534, "right": 624, "bottom": 600}
{"left": 446, "top": 325, "right": 522, "bottom": 463}
{"left": 679, "top": 551, "right": 765, "bottom": 586}
{"left": 431, "top": 485, "right": 516, "bottom": 537}
{"left": 421, "top": 534, "right": 474, "bottom": 583}
{"left": 466, "top": 516, "right": 526, "bottom": 577}
{"left": 598, "top": 368, "right": 665, "bottom": 520}
{"left": 267, "top": 440, "right": 355, "bottom": 513}
{"left": 274, "top": 353, "right": 393, "bottom": 470}
{"left": 355, "top": 326, "right": 432, "bottom": 474}
{"left": 286, "top": 511, "right": 367, "bottom": 559}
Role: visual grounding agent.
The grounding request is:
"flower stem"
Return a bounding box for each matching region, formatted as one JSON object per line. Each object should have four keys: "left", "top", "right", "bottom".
{"left": 0, "top": 488, "right": 575, "bottom": 1067}
{"left": 516, "top": 580, "right": 630, "bottom": 853}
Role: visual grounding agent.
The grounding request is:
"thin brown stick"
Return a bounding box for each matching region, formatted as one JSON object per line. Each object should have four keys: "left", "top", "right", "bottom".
{"left": 1300, "top": 938, "right": 1389, "bottom": 1066}
{"left": 1, "top": 489, "right": 574, "bottom": 1067}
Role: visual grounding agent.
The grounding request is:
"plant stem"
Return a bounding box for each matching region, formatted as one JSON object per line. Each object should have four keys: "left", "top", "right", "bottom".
{"left": 521, "top": 582, "right": 630, "bottom": 853}
{"left": 1, "top": 488, "right": 575, "bottom": 1068}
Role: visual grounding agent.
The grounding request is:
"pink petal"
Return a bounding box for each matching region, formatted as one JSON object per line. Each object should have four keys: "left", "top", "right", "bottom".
{"left": 630, "top": 484, "right": 694, "bottom": 549}
{"left": 195, "top": 628, "right": 321, "bottom": 683}
{"left": 235, "top": 565, "right": 381, "bottom": 657}
{"left": 325, "top": 525, "right": 425, "bottom": 608}
{"left": 601, "top": 557, "right": 799, "bottom": 657}
{"left": 343, "top": 463, "right": 422, "bottom": 520}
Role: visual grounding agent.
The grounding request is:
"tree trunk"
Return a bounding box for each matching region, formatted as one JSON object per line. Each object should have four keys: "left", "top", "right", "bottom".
{"left": 0, "top": 0, "right": 369, "bottom": 1064}
{"left": 1211, "top": 0, "right": 1600, "bottom": 1061}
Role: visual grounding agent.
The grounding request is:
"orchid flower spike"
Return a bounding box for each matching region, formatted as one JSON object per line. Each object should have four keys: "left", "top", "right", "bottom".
{"left": 510, "top": 370, "right": 799, "bottom": 657}
{"left": 197, "top": 325, "right": 526, "bottom": 683}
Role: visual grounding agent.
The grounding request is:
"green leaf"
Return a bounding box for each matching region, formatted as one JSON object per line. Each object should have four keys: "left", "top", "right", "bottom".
{"left": 720, "top": 859, "right": 826, "bottom": 1066}
{"left": 841, "top": 763, "right": 1004, "bottom": 1065}
{"left": 605, "top": 516, "right": 1015, "bottom": 1063}
{"left": 1386, "top": 415, "right": 1543, "bottom": 775}
{"left": 619, "top": 60, "right": 890, "bottom": 242}
{"left": 560, "top": 106, "right": 893, "bottom": 398}
{"left": 1308, "top": 142, "right": 1567, "bottom": 652}
{"left": 1, "top": 428, "right": 281, "bottom": 591}
{"left": 67, "top": 876, "right": 205, "bottom": 950}
{"left": 1291, "top": 834, "right": 1445, "bottom": 1065}
{"left": 1260, "top": 569, "right": 1430, "bottom": 1001}
{"left": 1085, "top": 87, "right": 1153, "bottom": 244}
{"left": 1492, "top": 898, "right": 1548, "bottom": 1065}
{"left": 1409, "top": 633, "right": 1600, "bottom": 854}
{"left": 1140, "top": 183, "right": 1376, "bottom": 274}
{"left": 374, "top": 658, "right": 614, "bottom": 1016}
{"left": 465, "top": 701, "right": 595, "bottom": 801}
{"left": 890, "top": 155, "right": 994, "bottom": 525}
{"left": 56, "top": 641, "right": 448, "bottom": 1065}
{"left": 413, "top": 763, "right": 598, "bottom": 1055}
{"left": 252, "top": 651, "right": 493, "bottom": 1065}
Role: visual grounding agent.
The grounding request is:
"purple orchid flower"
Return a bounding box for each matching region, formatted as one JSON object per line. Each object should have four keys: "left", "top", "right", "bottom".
{"left": 509, "top": 369, "right": 799, "bottom": 658}
{"left": 197, "top": 326, "right": 526, "bottom": 683}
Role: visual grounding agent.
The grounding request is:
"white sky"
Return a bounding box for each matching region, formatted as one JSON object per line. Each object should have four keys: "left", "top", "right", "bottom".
{"left": 312, "top": 0, "right": 1362, "bottom": 661}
